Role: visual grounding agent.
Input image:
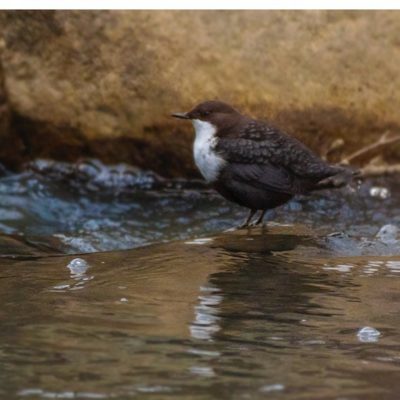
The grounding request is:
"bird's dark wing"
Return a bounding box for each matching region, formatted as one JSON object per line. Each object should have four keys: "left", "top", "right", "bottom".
{"left": 225, "top": 162, "right": 302, "bottom": 195}
{"left": 216, "top": 120, "right": 341, "bottom": 181}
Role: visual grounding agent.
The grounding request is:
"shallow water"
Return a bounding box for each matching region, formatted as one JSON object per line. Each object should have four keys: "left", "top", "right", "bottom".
{"left": 0, "top": 159, "right": 399, "bottom": 255}
{"left": 2, "top": 229, "right": 400, "bottom": 399}
{"left": 0, "top": 160, "right": 400, "bottom": 399}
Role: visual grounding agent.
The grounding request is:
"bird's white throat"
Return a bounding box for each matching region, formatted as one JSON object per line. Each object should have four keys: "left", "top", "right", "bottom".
{"left": 192, "top": 119, "right": 226, "bottom": 182}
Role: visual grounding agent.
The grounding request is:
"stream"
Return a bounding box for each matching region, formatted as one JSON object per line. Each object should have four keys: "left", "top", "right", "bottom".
{"left": 0, "top": 159, "right": 399, "bottom": 399}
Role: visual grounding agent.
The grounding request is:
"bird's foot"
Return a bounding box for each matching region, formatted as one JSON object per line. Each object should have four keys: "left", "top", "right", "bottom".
{"left": 237, "top": 220, "right": 267, "bottom": 229}
{"left": 236, "top": 209, "right": 257, "bottom": 230}
{"left": 236, "top": 222, "right": 251, "bottom": 230}
{"left": 248, "top": 222, "right": 268, "bottom": 231}
{"left": 249, "top": 210, "right": 267, "bottom": 227}
{"left": 223, "top": 226, "right": 237, "bottom": 233}
{"left": 248, "top": 220, "right": 263, "bottom": 227}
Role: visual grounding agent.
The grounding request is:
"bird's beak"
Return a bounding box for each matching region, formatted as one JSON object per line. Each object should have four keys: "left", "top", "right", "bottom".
{"left": 171, "top": 112, "right": 190, "bottom": 120}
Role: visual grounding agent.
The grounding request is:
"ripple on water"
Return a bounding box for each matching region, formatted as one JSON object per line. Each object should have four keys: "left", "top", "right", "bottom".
{"left": 259, "top": 384, "right": 285, "bottom": 393}
{"left": 1, "top": 207, "right": 400, "bottom": 400}
{"left": 18, "top": 389, "right": 109, "bottom": 398}
{"left": 50, "top": 258, "right": 93, "bottom": 292}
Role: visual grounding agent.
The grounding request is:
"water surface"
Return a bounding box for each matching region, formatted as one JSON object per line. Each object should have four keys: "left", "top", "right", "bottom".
{"left": 0, "top": 160, "right": 399, "bottom": 399}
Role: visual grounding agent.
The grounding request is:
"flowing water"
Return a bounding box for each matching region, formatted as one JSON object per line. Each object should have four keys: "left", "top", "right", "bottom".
{"left": 0, "top": 159, "right": 400, "bottom": 399}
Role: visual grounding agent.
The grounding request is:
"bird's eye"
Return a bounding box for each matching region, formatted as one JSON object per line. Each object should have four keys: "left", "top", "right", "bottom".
{"left": 202, "top": 110, "right": 210, "bottom": 116}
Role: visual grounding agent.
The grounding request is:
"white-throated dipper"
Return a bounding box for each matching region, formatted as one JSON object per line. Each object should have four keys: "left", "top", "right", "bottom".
{"left": 172, "top": 100, "right": 355, "bottom": 228}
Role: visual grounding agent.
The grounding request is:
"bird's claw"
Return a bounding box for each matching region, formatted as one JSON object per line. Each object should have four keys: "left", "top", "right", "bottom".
{"left": 236, "top": 223, "right": 250, "bottom": 230}
{"left": 236, "top": 221, "right": 265, "bottom": 229}
{"left": 249, "top": 221, "right": 262, "bottom": 227}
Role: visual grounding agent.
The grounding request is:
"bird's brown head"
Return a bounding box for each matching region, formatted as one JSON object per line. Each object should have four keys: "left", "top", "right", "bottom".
{"left": 171, "top": 100, "right": 240, "bottom": 125}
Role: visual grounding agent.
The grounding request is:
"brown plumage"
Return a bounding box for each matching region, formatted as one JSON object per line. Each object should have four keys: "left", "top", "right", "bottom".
{"left": 172, "top": 100, "right": 356, "bottom": 228}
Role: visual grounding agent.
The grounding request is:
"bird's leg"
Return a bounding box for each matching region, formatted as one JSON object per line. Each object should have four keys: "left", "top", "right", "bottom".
{"left": 237, "top": 209, "right": 256, "bottom": 229}
{"left": 251, "top": 210, "right": 267, "bottom": 226}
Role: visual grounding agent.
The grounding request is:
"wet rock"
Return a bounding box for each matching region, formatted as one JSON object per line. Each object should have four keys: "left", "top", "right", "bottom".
{"left": 0, "top": 11, "right": 399, "bottom": 176}
{"left": 0, "top": 43, "right": 22, "bottom": 169}
{"left": 0, "top": 224, "right": 317, "bottom": 258}
{"left": 212, "top": 224, "right": 314, "bottom": 254}
{"left": 27, "top": 158, "right": 166, "bottom": 191}
{"left": 0, "top": 233, "right": 65, "bottom": 257}
{"left": 323, "top": 224, "right": 400, "bottom": 257}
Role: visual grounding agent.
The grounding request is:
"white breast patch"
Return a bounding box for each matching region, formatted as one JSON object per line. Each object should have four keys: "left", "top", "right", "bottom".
{"left": 192, "top": 119, "right": 226, "bottom": 183}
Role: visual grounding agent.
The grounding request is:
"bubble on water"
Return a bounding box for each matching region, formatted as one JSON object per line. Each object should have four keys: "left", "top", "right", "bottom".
{"left": 67, "top": 258, "right": 89, "bottom": 276}
{"left": 369, "top": 186, "right": 390, "bottom": 199}
{"left": 357, "top": 326, "right": 381, "bottom": 343}
{"left": 376, "top": 224, "right": 399, "bottom": 244}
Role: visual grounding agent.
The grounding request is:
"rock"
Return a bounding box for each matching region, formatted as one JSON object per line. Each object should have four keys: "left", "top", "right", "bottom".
{"left": 0, "top": 11, "right": 400, "bottom": 176}
{"left": 0, "top": 233, "right": 65, "bottom": 257}
{"left": 0, "top": 40, "right": 21, "bottom": 168}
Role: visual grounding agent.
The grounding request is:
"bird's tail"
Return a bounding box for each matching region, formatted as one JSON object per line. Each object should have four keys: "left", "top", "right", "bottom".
{"left": 314, "top": 165, "right": 360, "bottom": 190}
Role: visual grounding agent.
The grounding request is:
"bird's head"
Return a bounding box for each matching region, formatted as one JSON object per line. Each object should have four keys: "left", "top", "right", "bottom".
{"left": 172, "top": 100, "right": 240, "bottom": 133}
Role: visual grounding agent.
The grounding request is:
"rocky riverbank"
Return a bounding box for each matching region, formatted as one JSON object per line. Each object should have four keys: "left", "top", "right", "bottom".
{"left": 0, "top": 11, "right": 399, "bottom": 177}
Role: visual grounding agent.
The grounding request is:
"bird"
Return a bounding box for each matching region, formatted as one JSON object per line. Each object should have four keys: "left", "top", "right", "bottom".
{"left": 172, "top": 100, "right": 356, "bottom": 228}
